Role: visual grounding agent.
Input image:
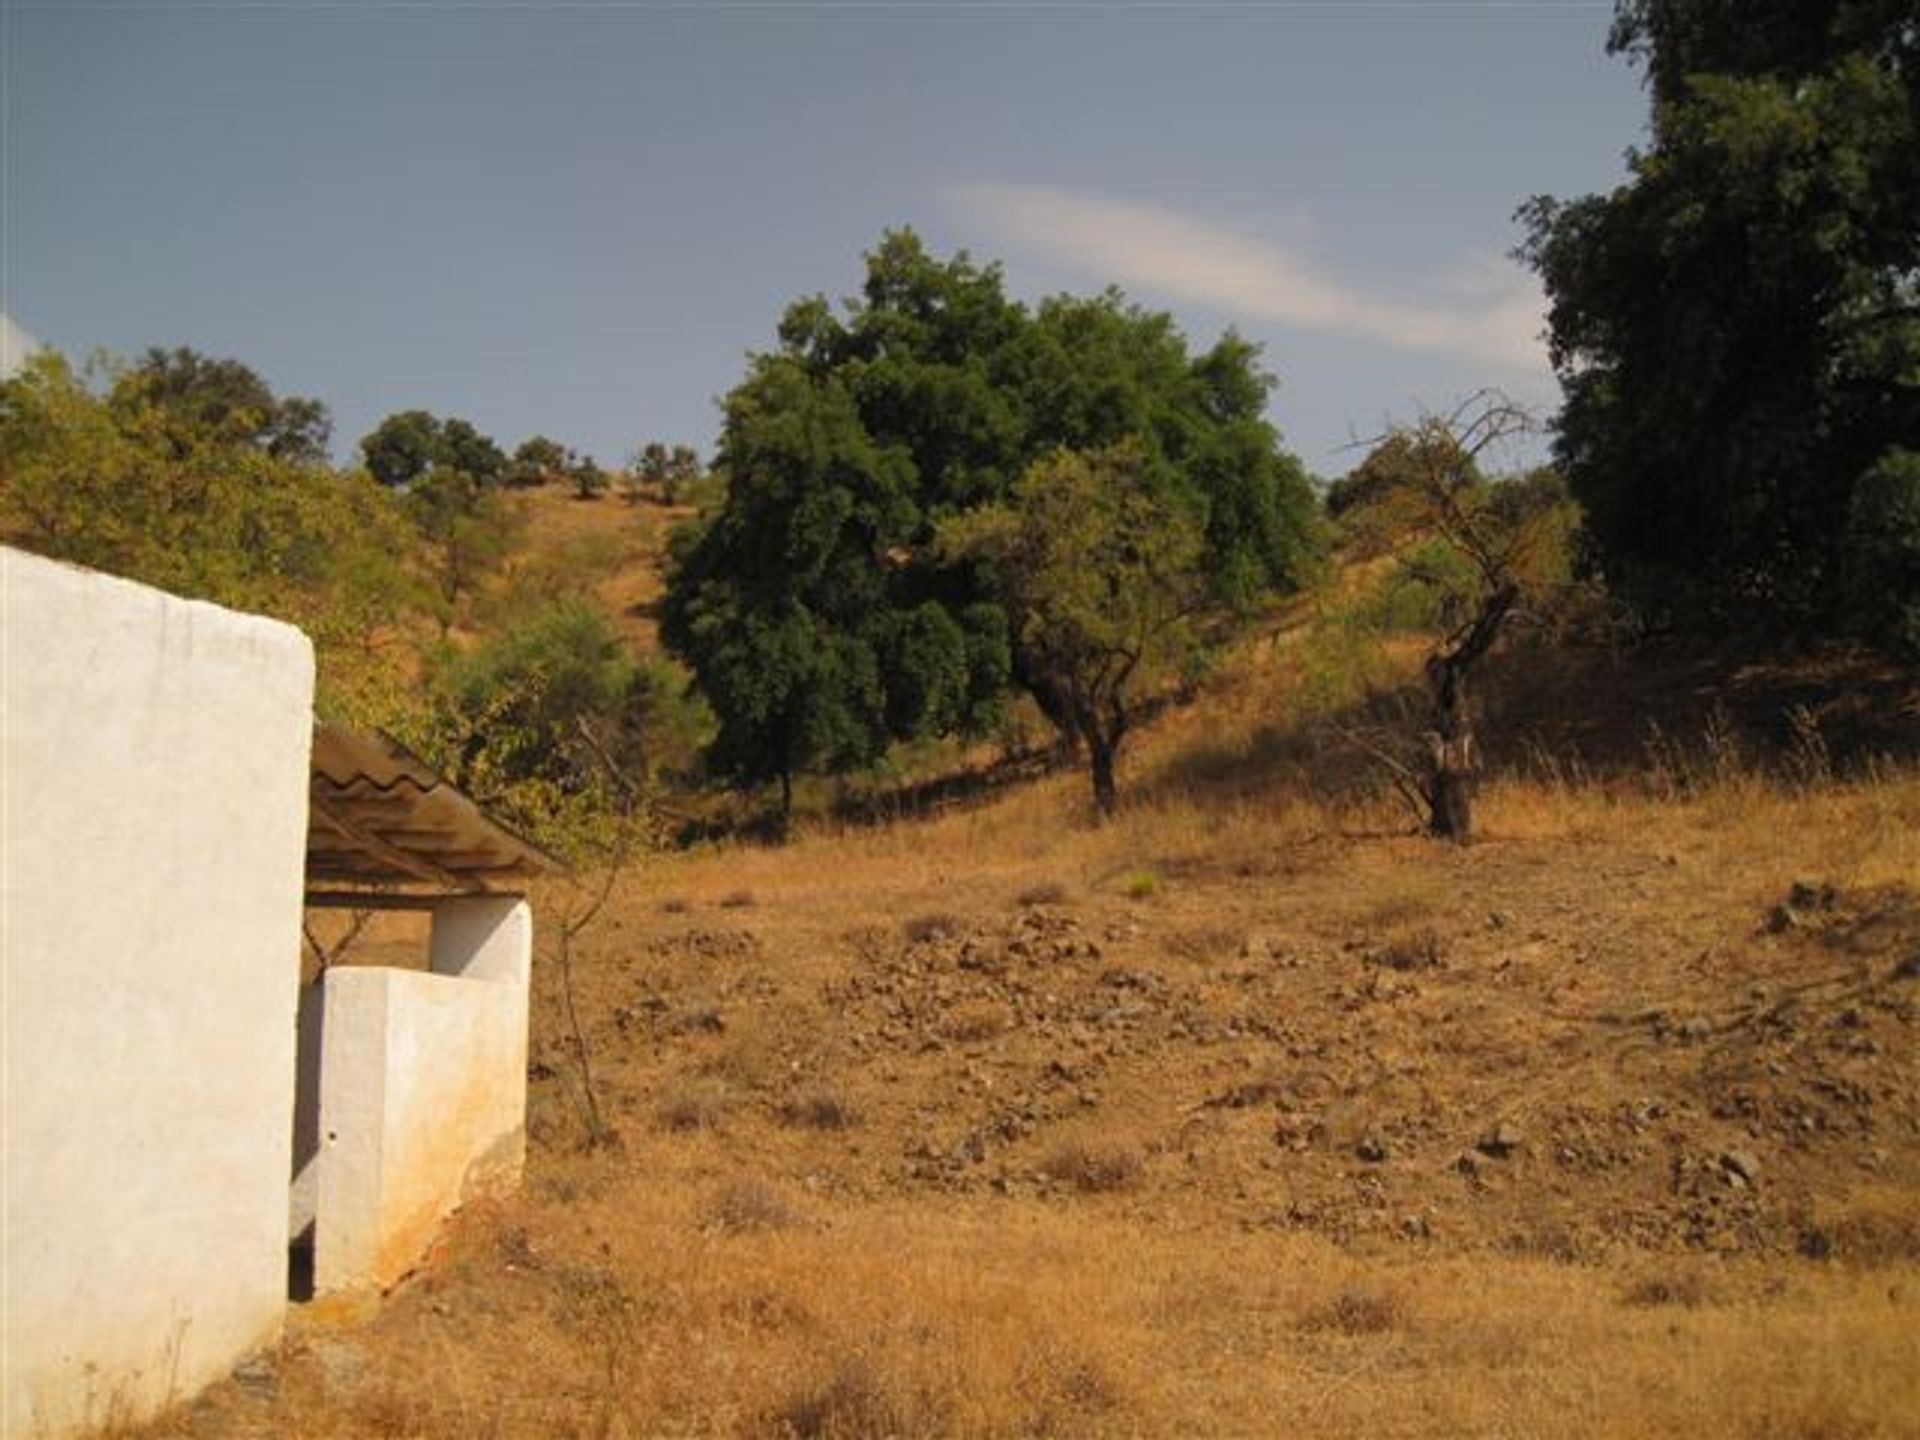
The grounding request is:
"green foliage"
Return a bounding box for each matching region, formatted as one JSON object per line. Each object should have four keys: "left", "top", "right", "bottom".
{"left": 1845, "top": 448, "right": 1920, "bottom": 654}
{"left": 942, "top": 442, "right": 1205, "bottom": 813}
{"left": 662, "top": 228, "right": 1321, "bottom": 808}
{"left": 1341, "top": 417, "right": 1578, "bottom": 637}
{"left": 359, "top": 409, "right": 442, "bottom": 488}
{"left": 415, "top": 599, "right": 705, "bottom": 861}
{"left": 1520, "top": 1, "right": 1919, "bottom": 644}
{"left": 506, "top": 434, "right": 569, "bottom": 487}
{"left": 1363, "top": 538, "right": 1478, "bottom": 633}
{"left": 569, "top": 454, "right": 609, "bottom": 500}
{"left": 116, "top": 345, "right": 332, "bottom": 463}
{"left": 359, "top": 409, "right": 506, "bottom": 490}
{"left": 404, "top": 467, "right": 522, "bottom": 630}
{"left": 0, "top": 349, "right": 427, "bottom": 722}
{"left": 634, "top": 441, "right": 704, "bottom": 504}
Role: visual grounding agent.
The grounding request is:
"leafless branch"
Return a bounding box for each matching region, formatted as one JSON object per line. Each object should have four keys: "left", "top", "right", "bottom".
{"left": 303, "top": 908, "right": 372, "bottom": 974}
{"left": 1328, "top": 720, "right": 1429, "bottom": 829}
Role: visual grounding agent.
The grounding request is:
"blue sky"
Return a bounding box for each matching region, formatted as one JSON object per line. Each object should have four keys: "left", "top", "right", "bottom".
{"left": 4, "top": 2, "right": 1646, "bottom": 477}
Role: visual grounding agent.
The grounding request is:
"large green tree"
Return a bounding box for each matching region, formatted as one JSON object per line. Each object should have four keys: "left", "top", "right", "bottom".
{"left": 1520, "top": 0, "right": 1919, "bottom": 646}
{"left": 661, "top": 229, "right": 1320, "bottom": 812}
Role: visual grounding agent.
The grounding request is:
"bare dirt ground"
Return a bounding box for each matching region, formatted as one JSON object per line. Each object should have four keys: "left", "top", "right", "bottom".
{"left": 123, "top": 496, "right": 1920, "bottom": 1437}
{"left": 140, "top": 748, "right": 1920, "bottom": 1439}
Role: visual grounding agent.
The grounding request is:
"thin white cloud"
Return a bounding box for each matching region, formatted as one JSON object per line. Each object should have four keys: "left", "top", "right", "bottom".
{"left": 946, "top": 183, "right": 1547, "bottom": 375}
{"left": 1, "top": 314, "right": 41, "bottom": 381}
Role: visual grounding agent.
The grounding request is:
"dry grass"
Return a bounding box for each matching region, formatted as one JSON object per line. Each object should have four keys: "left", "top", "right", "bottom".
{"left": 655, "top": 1077, "right": 733, "bottom": 1132}
{"left": 115, "top": 568, "right": 1920, "bottom": 1439}
{"left": 1037, "top": 1138, "right": 1145, "bottom": 1194}
{"left": 129, "top": 1201, "right": 1920, "bottom": 1440}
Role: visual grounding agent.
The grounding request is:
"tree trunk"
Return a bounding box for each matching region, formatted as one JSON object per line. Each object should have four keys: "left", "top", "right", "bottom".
{"left": 1425, "top": 650, "right": 1478, "bottom": 842}
{"left": 1429, "top": 759, "right": 1474, "bottom": 841}
{"left": 1088, "top": 735, "right": 1118, "bottom": 819}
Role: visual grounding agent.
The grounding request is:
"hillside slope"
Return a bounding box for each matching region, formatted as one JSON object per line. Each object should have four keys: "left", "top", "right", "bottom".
{"left": 138, "top": 654, "right": 1920, "bottom": 1438}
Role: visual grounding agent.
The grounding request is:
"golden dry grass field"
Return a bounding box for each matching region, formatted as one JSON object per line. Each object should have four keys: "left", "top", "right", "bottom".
{"left": 125, "top": 491, "right": 1920, "bottom": 1439}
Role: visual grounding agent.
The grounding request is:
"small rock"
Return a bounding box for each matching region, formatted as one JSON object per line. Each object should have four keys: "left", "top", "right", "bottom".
{"left": 1478, "top": 1122, "right": 1524, "bottom": 1158}
{"left": 1720, "top": 1149, "right": 1761, "bottom": 1187}
{"left": 1788, "top": 879, "right": 1836, "bottom": 911}
{"left": 1402, "top": 1213, "right": 1430, "bottom": 1239}
{"left": 1355, "top": 1135, "right": 1390, "bottom": 1163}
{"left": 1764, "top": 904, "right": 1800, "bottom": 935}
{"left": 1454, "top": 1151, "right": 1481, "bottom": 1177}
{"left": 232, "top": 1354, "right": 277, "bottom": 1394}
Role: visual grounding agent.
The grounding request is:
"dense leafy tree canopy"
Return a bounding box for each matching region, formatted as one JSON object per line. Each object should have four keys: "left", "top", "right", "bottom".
{"left": 662, "top": 229, "right": 1320, "bottom": 805}
{"left": 507, "top": 434, "right": 570, "bottom": 487}
{"left": 114, "top": 345, "right": 334, "bottom": 463}
{"left": 419, "top": 599, "right": 699, "bottom": 835}
{"left": 1520, "top": 0, "right": 1919, "bottom": 646}
{"left": 359, "top": 409, "right": 506, "bottom": 490}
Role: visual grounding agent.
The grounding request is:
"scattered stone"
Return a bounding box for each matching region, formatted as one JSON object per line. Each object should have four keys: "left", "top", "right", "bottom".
{"left": 1788, "top": 879, "right": 1838, "bottom": 911}
{"left": 1355, "top": 1135, "right": 1390, "bottom": 1163}
{"left": 1720, "top": 1149, "right": 1761, "bottom": 1188}
{"left": 1454, "top": 1150, "right": 1481, "bottom": 1177}
{"left": 1478, "top": 1122, "right": 1524, "bottom": 1158}
{"left": 1764, "top": 904, "right": 1800, "bottom": 935}
{"left": 1676, "top": 1016, "right": 1712, "bottom": 1043}
{"left": 232, "top": 1354, "right": 276, "bottom": 1395}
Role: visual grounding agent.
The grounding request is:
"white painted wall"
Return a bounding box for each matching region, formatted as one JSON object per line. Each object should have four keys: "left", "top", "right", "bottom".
{"left": 311, "top": 896, "right": 530, "bottom": 1294}
{"left": 0, "top": 549, "right": 315, "bottom": 1436}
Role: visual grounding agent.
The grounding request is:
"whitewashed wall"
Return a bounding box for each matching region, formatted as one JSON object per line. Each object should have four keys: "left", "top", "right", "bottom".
{"left": 1, "top": 549, "right": 314, "bottom": 1436}
{"left": 310, "top": 895, "right": 531, "bottom": 1294}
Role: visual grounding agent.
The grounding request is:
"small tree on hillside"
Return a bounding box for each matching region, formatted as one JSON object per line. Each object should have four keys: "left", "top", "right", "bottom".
{"left": 1350, "top": 394, "right": 1573, "bottom": 842}
{"left": 507, "top": 435, "right": 569, "bottom": 488}
{"left": 632, "top": 441, "right": 703, "bottom": 505}
{"left": 941, "top": 442, "right": 1204, "bottom": 817}
{"left": 665, "top": 444, "right": 702, "bottom": 505}
{"left": 570, "top": 454, "right": 608, "bottom": 500}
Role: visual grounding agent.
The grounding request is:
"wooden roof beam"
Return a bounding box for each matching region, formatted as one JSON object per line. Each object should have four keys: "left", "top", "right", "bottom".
{"left": 309, "top": 793, "right": 478, "bottom": 892}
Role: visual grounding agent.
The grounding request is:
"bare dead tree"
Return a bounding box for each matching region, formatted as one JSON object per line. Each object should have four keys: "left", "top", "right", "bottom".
{"left": 543, "top": 716, "right": 654, "bottom": 1150}
{"left": 1353, "top": 392, "right": 1560, "bottom": 843}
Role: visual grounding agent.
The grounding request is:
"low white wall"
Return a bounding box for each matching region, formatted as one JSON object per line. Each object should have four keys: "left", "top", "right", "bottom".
{"left": 312, "top": 897, "right": 530, "bottom": 1294}
{"left": 1, "top": 549, "right": 315, "bottom": 1436}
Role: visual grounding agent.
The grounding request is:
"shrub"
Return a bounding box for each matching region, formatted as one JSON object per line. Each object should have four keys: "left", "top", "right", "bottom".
{"left": 657, "top": 1079, "right": 731, "bottom": 1132}
{"left": 1039, "top": 1140, "right": 1142, "bottom": 1194}
{"left": 777, "top": 1090, "right": 857, "bottom": 1131}
{"left": 702, "top": 1176, "right": 800, "bottom": 1233}
{"left": 1299, "top": 1285, "right": 1405, "bottom": 1336}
